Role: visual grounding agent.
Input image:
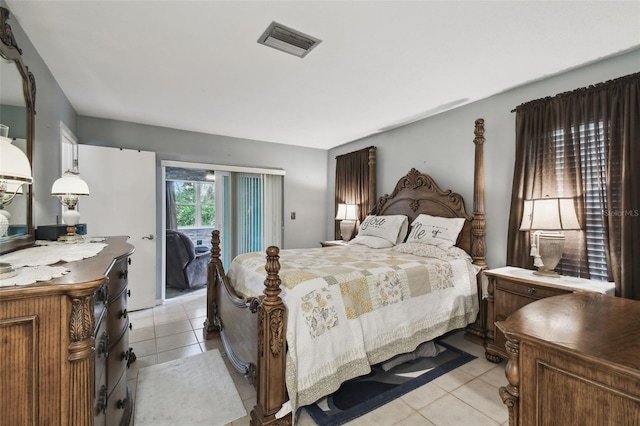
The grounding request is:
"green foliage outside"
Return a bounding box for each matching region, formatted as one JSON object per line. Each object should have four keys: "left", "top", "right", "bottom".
{"left": 175, "top": 181, "right": 215, "bottom": 227}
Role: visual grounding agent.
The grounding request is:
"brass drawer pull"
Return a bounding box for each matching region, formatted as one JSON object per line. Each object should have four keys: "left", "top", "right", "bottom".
{"left": 527, "top": 287, "right": 536, "bottom": 295}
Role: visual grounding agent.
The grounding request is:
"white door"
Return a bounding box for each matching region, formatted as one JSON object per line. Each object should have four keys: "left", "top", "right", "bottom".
{"left": 78, "top": 145, "right": 157, "bottom": 311}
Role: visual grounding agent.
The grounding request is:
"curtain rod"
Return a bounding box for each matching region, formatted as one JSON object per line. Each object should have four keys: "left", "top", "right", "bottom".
{"left": 335, "top": 146, "right": 375, "bottom": 159}
{"left": 511, "top": 71, "right": 640, "bottom": 113}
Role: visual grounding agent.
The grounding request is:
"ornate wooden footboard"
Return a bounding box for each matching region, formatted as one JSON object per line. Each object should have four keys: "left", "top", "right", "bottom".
{"left": 203, "top": 118, "right": 488, "bottom": 426}
{"left": 203, "top": 231, "right": 287, "bottom": 425}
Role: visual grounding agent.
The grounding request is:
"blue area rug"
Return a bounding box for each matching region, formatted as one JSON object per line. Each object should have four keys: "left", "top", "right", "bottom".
{"left": 303, "top": 341, "right": 475, "bottom": 426}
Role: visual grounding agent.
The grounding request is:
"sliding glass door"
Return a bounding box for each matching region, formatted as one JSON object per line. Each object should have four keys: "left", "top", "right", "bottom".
{"left": 218, "top": 172, "right": 283, "bottom": 269}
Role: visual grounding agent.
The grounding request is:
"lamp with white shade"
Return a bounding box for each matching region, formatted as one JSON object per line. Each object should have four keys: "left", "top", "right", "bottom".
{"left": 0, "top": 133, "right": 33, "bottom": 277}
{"left": 51, "top": 171, "right": 90, "bottom": 243}
{"left": 336, "top": 203, "right": 358, "bottom": 242}
{"left": 519, "top": 197, "right": 581, "bottom": 276}
{"left": 0, "top": 134, "right": 32, "bottom": 236}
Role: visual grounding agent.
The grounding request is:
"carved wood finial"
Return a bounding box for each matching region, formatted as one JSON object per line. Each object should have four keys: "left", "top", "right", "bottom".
{"left": 203, "top": 229, "right": 222, "bottom": 340}
{"left": 263, "top": 246, "right": 281, "bottom": 302}
{"left": 211, "top": 229, "right": 221, "bottom": 263}
{"left": 474, "top": 118, "right": 485, "bottom": 145}
{"left": 0, "top": 7, "right": 21, "bottom": 54}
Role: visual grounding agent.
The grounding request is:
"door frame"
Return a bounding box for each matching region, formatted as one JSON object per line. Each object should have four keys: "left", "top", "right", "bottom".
{"left": 160, "top": 160, "right": 285, "bottom": 302}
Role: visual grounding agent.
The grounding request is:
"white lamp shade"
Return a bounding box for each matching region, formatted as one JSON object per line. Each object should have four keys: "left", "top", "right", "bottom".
{"left": 335, "top": 203, "right": 358, "bottom": 221}
{"left": 520, "top": 197, "right": 580, "bottom": 231}
{"left": 0, "top": 136, "right": 32, "bottom": 185}
{"left": 51, "top": 171, "right": 90, "bottom": 196}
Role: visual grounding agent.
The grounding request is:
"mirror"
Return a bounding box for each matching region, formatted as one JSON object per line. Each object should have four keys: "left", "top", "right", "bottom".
{"left": 0, "top": 6, "right": 36, "bottom": 254}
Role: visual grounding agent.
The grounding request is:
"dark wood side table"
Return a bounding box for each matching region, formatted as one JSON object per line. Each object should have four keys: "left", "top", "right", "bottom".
{"left": 484, "top": 266, "right": 614, "bottom": 362}
{"left": 496, "top": 293, "right": 640, "bottom": 426}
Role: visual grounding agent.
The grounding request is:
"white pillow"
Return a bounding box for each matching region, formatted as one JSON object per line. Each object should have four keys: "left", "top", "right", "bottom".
{"left": 348, "top": 235, "right": 394, "bottom": 249}
{"left": 357, "top": 215, "right": 409, "bottom": 245}
{"left": 396, "top": 217, "right": 409, "bottom": 244}
{"left": 393, "top": 242, "right": 472, "bottom": 261}
{"left": 406, "top": 214, "right": 465, "bottom": 249}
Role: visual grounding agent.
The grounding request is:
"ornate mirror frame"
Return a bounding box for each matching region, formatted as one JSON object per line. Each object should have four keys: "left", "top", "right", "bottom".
{"left": 0, "top": 6, "right": 36, "bottom": 254}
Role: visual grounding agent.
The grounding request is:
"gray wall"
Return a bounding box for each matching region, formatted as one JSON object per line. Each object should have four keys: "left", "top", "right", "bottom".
{"left": 328, "top": 48, "right": 640, "bottom": 270}
{"left": 3, "top": 0, "right": 78, "bottom": 228}
{"left": 77, "top": 117, "right": 328, "bottom": 250}
{"left": 7, "top": 0, "right": 639, "bottom": 285}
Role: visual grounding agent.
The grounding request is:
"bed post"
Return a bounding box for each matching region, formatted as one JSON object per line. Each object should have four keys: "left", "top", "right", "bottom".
{"left": 465, "top": 118, "right": 488, "bottom": 346}
{"left": 203, "top": 229, "right": 222, "bottom": 340}
{"left": 369, "top": 146, "right": 377, "bottom": 211}
{"left": 471, "top": 118, "right": 487, "bottom": 269}
{"left": 251, "top": 246, "right": 290, "bottom": 426}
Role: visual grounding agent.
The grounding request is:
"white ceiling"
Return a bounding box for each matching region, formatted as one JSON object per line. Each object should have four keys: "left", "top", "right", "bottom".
{"left": 6, "top": 1, "right": 640, "bottom": 150}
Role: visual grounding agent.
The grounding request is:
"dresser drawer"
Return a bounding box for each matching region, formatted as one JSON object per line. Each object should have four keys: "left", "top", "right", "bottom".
{"left": 495, "top": 277, "right": 569, "bottom": 300}
{"left": 107, "top": 257, "right": 129, "bottom": 304}
{"left": 106, "top": 373, "right": 132, "bottom": 426}
{"left": 107, "top": 284, "right": 129, "bottom": 338}
{"left": 494, "top": 280, "right": 571, "bottom": 320}
{"left": 94, "top": 316, "right": 108, "bottom": 424}
{"left": 94, "top": 283, "right": 108, "bottom": 328}
{"left": 107, "top": 326, "right": 130, "bottom": 393}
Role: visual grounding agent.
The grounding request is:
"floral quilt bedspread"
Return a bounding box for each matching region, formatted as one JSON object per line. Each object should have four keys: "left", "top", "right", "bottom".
{"left": 227, "top": 243, "right": 480, "bottom": 411}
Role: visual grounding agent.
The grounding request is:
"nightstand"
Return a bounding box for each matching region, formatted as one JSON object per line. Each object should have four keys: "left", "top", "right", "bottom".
{"left": 484, "top": 266, "right": 615, "bottom": 363}
{"left": 320, "top": 240, "right": 347, "bottom": 247}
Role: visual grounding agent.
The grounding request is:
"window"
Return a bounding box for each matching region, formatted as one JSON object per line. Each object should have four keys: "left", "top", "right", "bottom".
{"left": 174, "top": 181, "right": 215, "bottom": 228}
{"left": 552, "top": 122, "right": 610, "bottom": 281}
{"left": 509, "top": 72, "right": 639, "bottom": 299}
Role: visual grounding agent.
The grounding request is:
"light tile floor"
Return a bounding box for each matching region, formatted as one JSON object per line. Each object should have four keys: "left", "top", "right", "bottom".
{"left": 127, "top": 289, "right": 509, "bottom": 426}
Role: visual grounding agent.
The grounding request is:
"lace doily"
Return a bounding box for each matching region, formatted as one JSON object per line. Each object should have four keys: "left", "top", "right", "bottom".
{"left": 0, "top": 265, "right": 70, "bottom": 287}
{"left": 0, "top": 241, "right": 107, "bottom": 268}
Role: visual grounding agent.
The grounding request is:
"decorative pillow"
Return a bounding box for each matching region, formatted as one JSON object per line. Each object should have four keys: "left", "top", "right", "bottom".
{"left": 394, "top": 242, "right": 472, "bottom": 261}
{"left": 356, "top": 215, "right": 409, "bottom": 245}
{"left": 406, "top": 214, "right": 465, "bottom": 249}
{"left": 348, "top": 235, "right": 394, "bottom": 249}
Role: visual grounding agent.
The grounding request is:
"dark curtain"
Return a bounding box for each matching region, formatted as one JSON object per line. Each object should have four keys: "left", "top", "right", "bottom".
{"left": 335, "top": 147, "right": 376, "bottom": 240}
{"left": 507, "top": 72, "right": 640, "bottom": 300}
{"left": 166, "top": 181, "right": 177, "bottom": 230}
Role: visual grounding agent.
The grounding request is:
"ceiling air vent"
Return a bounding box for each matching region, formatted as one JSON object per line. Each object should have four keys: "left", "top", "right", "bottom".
{"left": 258, "top": 22, "right": 321, "bottom": 58}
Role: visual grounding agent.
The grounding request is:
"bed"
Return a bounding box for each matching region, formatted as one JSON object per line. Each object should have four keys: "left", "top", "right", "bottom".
{"left": 203, "top": 118, "right": 488, "bottom": 425}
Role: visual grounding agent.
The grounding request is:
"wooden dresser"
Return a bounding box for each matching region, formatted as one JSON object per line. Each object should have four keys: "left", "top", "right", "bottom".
{"left": 496, "top": 292, "right": 640, "bottom": 426}
{"left": 0, "top": 237, "right": 136, "bottom": 425}
{"left": 484, "top": 266, "right": 614, "bottom": 362}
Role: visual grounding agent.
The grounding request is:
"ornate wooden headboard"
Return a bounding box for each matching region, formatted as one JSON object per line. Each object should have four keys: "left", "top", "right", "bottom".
{"left": 373, "top": 119, "right": 486, "bottom": 267}
{"left": 374, "top": 168, "right": 473, "bottom": 250}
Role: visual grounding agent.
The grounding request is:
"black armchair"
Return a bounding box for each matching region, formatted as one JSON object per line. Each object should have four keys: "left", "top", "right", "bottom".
{"left": 165, "top": 229, "right": 210, "bottom": 290}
